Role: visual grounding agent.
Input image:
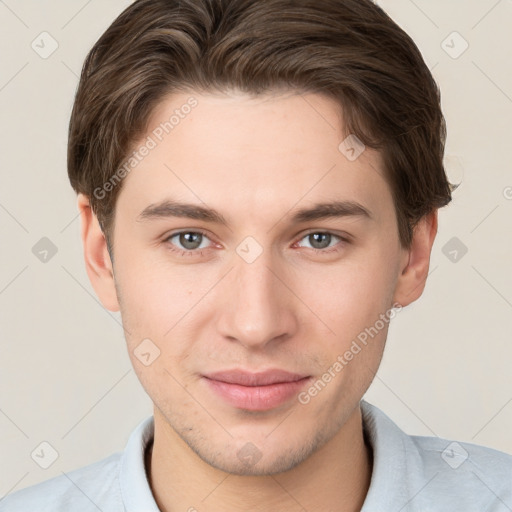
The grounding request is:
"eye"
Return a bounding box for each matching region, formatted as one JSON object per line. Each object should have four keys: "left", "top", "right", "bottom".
{"left": 163, "top": 229, "right": 348, "bottom": 257}
{"left": 296, "top": 232, "right": 346, "bottom": 252}
{"left": 166, "top": 230, "right": 212, "bottom": 252}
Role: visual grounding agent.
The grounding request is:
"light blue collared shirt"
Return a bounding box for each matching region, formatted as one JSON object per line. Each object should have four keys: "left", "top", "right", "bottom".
{"left": 1, "top": 400, "right": 511, "bottom": 511}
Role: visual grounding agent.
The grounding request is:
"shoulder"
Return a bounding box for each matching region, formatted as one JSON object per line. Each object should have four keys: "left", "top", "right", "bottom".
{"left": 408, "top": 434, "right": 512, "bottom": 509}
{"left": 408, "top": 436, "right": 512, "bottom": 512}
{"left": 410, "top": 431, "right": 512, "bottom": 469}
{"left": 360, "top": 400, "right": 512, "bottom": 510}
{"left": 410, "top": 433, "right": 512, "bottom": 483}
{"left": 0, "top": 452, "right": 123, "bottom": 512}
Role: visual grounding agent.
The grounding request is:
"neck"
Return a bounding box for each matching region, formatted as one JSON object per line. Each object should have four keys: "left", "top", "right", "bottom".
{"left": 146, "top": 404, "right": 372, "bottom": 512}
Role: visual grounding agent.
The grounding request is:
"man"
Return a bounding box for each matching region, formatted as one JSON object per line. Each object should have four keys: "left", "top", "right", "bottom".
{"left": 2, "top": 0, "right": 511, "bottom": 510}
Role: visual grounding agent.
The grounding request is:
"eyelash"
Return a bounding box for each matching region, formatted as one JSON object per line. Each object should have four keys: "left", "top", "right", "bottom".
{"left": 163, "top": 229, "right": 349, "bottom": 257}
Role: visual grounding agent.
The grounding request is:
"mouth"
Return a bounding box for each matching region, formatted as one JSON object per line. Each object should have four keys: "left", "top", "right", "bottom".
{"left": 202, "top": 369, "right": 312, "bottom": 411}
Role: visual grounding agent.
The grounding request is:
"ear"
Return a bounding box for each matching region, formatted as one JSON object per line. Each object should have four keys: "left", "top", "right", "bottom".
{"left": 392, "top": 210, "right": 438, "bottom": 307}
{"left": 78, "top": 194, "right": 120, "bottom": 312}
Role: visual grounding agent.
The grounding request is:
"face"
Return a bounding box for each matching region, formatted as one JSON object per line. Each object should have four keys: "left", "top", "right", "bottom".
{"left": 85, "top": 90, "right": 425, "bottom": 476}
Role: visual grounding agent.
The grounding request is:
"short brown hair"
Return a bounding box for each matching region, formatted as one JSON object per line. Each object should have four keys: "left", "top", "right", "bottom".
{"left": 68, "top": 0, "right": 454, "bottom": 249}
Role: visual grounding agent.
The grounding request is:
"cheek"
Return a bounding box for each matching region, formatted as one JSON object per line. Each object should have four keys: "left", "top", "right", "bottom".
{"left": 296, "top": 256, "right": 398, "bottom": 408}
{"left": 114, "top": 256, "right": 219, "bottom": 383}
{"left": 294, "top": 249, "right": 398, "bottom": 344}
{"left": 114, "top": 253, "right": 196, "bottom": 335}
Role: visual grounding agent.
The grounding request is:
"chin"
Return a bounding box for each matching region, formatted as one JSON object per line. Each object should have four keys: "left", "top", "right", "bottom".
{"left": 183, "top": 426, "right": 330, "bottom": 477}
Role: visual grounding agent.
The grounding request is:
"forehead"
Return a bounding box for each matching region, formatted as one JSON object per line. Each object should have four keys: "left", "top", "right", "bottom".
{"left": 115, "top": 91, "right": 393, "bottom": 227}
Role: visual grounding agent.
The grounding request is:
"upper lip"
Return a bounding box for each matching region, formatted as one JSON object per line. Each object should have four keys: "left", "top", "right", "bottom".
{"left": 203, "top": 369, "right": 310, "bottom": 386}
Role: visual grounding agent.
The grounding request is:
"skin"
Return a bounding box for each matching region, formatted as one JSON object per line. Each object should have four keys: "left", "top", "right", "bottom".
{"left": 78, "top": 90, "right": 437, "bottom": 512}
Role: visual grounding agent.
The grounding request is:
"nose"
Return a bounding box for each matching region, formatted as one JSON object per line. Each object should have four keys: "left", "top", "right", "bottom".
{"left": 216, "top": 248, "right": 299, "bottom": 350}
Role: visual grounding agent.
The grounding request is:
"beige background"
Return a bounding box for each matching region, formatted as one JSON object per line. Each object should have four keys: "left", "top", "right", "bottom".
{"left": 1, "top": 0, "right": 511, "bottom": 496}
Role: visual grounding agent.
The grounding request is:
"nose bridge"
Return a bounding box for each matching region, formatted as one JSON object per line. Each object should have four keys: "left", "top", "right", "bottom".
{"left": 218, "top": 243, "right": 297, "bottom": 348}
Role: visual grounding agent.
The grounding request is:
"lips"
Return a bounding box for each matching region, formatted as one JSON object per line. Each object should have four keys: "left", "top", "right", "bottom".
{"left": 204, "top": 369, "right": 309, "bottom": 386}
{"left": 202, "top": 369, "right": 311, "bottom": 411}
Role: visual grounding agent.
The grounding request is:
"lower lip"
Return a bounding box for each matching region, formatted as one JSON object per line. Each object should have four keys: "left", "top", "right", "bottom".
{"left": 203, "top": 377, "right": 311, "bottom": 411}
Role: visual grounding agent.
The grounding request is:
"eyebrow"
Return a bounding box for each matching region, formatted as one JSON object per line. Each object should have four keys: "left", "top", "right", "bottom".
{"left": 290, "top": 200, "right": 372, "bottom": 223}
{"left": 137, "top": 199, "right": 373, "bottom": 225}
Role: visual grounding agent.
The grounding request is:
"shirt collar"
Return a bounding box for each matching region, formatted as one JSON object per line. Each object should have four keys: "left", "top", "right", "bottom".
{"left": 360, "top": 399, "right": 412, "bottom": 510}
{"left": 119, "top": 415, "right": 160, "bottom": 511}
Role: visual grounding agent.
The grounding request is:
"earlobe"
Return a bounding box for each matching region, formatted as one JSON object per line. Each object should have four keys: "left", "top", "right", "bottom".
{"left": 392, "top": 210, "right": 438, "bottom": 307}
{"left": 78, "top": 194, "right": 120, "bottom": 312}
